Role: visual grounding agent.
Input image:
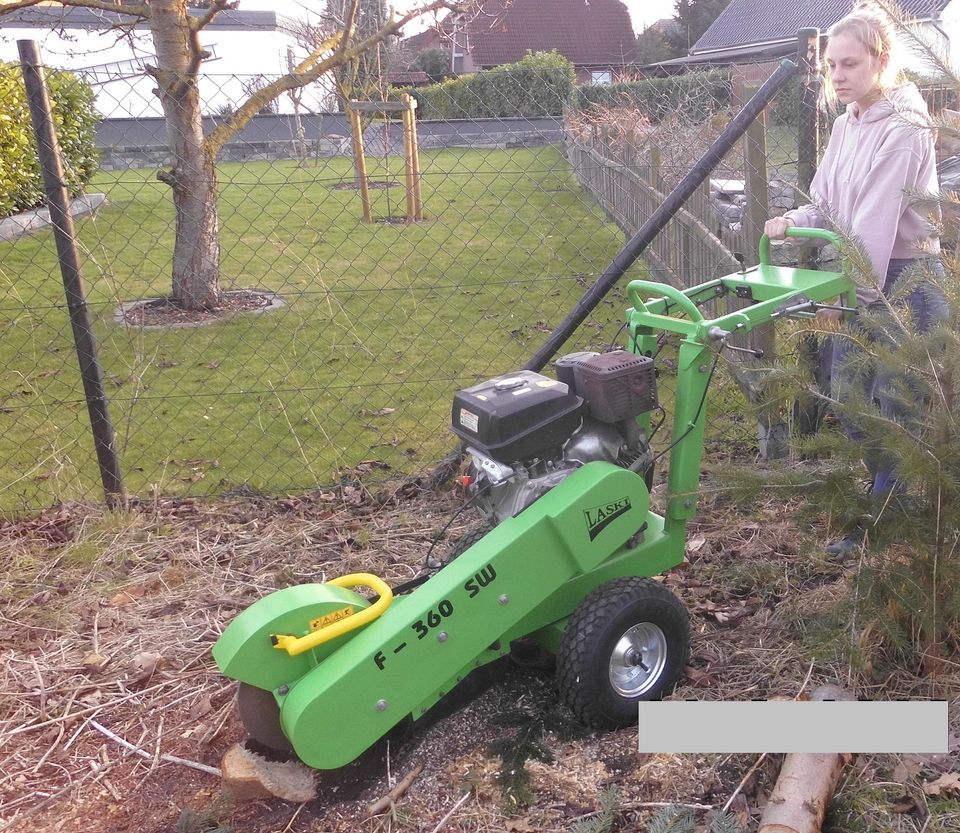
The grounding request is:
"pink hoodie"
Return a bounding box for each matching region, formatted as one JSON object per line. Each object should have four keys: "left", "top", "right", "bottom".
{"left": 785, "top": 83, "right": 939, "bottom": 304}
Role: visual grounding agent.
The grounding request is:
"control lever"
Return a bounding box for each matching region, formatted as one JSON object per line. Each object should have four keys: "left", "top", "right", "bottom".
{"left": 707, "top": 325, "right": 764, "bottom": 359}
{"left": 770, "top": 299, "right": 857, "bottom": 320}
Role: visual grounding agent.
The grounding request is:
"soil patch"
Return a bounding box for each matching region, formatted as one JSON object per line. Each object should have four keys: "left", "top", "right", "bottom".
{"left": 114, "top": 289, "right": 284, "bottom": 329}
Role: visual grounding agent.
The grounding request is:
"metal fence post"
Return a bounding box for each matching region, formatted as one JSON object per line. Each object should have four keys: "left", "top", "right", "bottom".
{"left": 796, "top": 27, "right": 821, "bottom": 271}
{"left": 793, "top": 27, "right": 832, "bottom": 439}
{"left": 17, "top": 40, "right": 124, "bottom": 508}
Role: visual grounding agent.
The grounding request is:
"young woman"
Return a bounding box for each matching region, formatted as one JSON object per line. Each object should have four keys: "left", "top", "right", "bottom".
{"left": 764, "top": 2, "right": 947, "bottom": 554}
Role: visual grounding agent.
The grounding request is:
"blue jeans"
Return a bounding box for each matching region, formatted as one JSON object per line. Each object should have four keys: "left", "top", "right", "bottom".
{"left": 831, "top": 259, "right": 949, "bottom": 496}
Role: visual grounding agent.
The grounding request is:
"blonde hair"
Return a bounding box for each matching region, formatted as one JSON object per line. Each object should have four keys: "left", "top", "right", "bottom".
{"left": 823, "top": 2, "right": 905, "bottom": 108}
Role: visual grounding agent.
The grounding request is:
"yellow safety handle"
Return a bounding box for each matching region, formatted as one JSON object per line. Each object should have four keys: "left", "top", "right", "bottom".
{"left": 272, "top": 573, "right": 393, "bottom": 657}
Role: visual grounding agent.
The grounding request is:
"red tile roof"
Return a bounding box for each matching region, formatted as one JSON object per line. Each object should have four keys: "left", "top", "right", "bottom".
{"left": 466, "top": 0, "right": 637, "bottom": 68}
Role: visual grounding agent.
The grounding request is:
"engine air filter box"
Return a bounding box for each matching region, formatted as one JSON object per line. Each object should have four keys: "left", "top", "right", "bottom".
{"left": 452, "top": 370, "right": 582, "bottom": 462}
{"left": 573, "top": 351, "right": 657, "bottom": 422}
{"left": 555, "top": 351, "right": 599, "bottom": 389}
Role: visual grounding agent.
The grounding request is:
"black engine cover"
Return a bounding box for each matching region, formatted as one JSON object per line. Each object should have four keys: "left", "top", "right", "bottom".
{"left": 452, "top": 370, "right": 582, "bottom": 463}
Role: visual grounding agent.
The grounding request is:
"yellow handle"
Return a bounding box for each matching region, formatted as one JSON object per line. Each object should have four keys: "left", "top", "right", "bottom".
{"left": 272, "top": 573, "right": 393, "bottom": 657}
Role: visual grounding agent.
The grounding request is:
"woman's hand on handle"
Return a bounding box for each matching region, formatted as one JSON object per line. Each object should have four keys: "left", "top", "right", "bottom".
{"left": 764, "top": 216, "right": 795, "bottom": 239}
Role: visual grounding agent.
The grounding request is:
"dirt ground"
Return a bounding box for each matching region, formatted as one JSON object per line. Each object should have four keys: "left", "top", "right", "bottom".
{"left": 0, "top": 472, "right": 957, "bottom": 833}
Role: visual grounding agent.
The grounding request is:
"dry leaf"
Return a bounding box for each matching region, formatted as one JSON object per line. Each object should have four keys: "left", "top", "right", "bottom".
{"left": 109, "top": 584, "right": 146, "bottom": 607}
{"left": 686, "top": 535, "right": 707, "bottom": 553}
{"left": 684, "top": 666, "right": 716, "bottom": 687}
{"left": 191, "top": 694, "right": 213, "bottom": 720}
{"left": 81, "top": 652, "right": 110, "bottom": 672}
{"left": 130, "top": 651, "right": 165, "bottom": 685}
{"left": 922, "top": 772, "right": 960, "bottom": 796}
{"left": 504, "top": 820, "right": 539, "bottom": 832}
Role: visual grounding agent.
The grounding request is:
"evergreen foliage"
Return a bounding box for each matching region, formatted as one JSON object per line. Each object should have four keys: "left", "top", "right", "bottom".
{"left": 568, "top": 787, "right": 619, "bottom": 833}
{"left": 411, "top": 51, "right": 576, "bottom": 119}
{"left": 635, "top": 26, "right": 675, "bottom": 66}
{"left": 415, "top": 47, "right": 452, "bottom": 83}
{"left": 647, "top": 804, "right": 696, "bottom": 833}
{"left": 667, "top": 1, "right": 735, "bottom": 55}
{"left": 571, "top": 70, "right": 732, "bottom": 123}
{"left": 643, "top": 803, "right": 745, "bottom": 833}
{"left": 0, "top": 64, "right": 99, "bottom": 218}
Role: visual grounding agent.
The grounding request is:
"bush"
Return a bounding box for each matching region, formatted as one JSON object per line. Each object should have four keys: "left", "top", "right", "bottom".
{"left": 0, "top": 63, "right": 99, "bottom": 218}
{"left": 411, "top": 51, "right": 575, "bottom": 119}
{"left": 571, "top": 70, "right": 733, "bottom": 123}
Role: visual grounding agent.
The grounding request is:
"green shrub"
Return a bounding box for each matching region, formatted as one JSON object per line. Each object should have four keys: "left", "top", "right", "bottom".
{"left": 571, "top": 70, "right": 733, "bottom": 123}
{"left": 0, "top": 63, "right": 99, "bottom": 218}
{"left": 411, "top": 51, "right": 575, "bottom": 119}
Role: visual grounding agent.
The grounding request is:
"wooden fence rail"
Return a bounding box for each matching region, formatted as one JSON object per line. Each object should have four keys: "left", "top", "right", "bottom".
{"left": 564, "top": 129, "right": 743, "bottom": 291}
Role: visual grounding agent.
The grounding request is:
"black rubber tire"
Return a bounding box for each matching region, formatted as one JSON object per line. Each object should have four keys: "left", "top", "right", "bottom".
{"left": 556, "top": 577, "right": 689, "bottom": 729}
{"left": 442, "top": 523, "right": 493, "bottom": 565}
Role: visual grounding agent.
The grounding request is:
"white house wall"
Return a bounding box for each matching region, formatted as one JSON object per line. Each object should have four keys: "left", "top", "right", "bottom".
{"left": 0, "top": 24, "right": 337, "bottom": 118}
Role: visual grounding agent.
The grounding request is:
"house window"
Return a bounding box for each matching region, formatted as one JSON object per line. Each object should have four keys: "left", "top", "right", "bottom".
{"left": 591, "top": 70, "right": 612, "bottom": 85}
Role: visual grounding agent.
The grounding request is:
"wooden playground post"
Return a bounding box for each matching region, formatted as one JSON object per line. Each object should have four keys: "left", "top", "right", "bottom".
{"left": 348, "top": 103, "right": 372, "bottom": 222}
{"left": 403, "top": 94, "right": 423, "bottom": 220}
{"left": 401, "top": 97, "right": 416, "bottom": 220}
{"left": 347, "top": 98, "right": 423, "bottom": 223}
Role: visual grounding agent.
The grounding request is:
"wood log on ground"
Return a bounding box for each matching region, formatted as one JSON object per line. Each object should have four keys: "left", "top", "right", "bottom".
{"left": 757, "top": 685, "right": 856, "bottom": 833}
{"left": 220, "top": 742, "right": 317, "bottom": 803}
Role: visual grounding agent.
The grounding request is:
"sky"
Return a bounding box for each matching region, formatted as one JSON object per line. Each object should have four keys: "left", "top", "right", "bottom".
{"left": 247, "top": 1, "right": 678, "bottom": 35}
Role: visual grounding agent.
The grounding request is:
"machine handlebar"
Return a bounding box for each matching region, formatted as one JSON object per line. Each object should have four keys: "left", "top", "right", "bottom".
{"left": 759, "top": 227, "right": 843, "bottom": 264}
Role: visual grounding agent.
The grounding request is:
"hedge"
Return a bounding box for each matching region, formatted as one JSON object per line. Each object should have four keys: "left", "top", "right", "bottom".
{"left": 571, "top": 70, "right": 733, "bottom": 123}
{"left": 410, "top": 51, "right": 576, "bottom": 120}
{"left": 0, "top": 63, "right": 99, "bottom": 219}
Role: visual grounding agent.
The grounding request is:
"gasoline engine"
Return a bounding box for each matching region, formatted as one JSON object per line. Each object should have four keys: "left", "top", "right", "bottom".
{"left": 451, "top": 351, "right": 658, "bottom": 524}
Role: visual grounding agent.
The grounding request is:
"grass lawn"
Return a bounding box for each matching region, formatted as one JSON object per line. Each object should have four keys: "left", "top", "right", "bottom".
{"left": 0, "top": 144, "right": 648, "bottom": 509}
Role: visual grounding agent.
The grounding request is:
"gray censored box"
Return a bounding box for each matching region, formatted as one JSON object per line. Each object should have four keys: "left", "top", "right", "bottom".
{"left": 637, "top": 701, "right": 949, "bottom": 754}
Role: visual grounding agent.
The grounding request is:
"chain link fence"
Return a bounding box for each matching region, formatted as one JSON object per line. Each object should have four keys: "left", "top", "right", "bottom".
{"left": 1, "top": 51, "right": 825, "bottom": 512}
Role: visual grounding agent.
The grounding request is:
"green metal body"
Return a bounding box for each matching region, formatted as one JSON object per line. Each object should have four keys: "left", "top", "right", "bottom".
{"left": 213, "top": 230, "right": 854, "bottom": 770}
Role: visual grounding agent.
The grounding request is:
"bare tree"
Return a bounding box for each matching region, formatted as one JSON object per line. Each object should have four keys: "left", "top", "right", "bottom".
{"left": 0, "top": 0, "right": 459, "bottom": 310}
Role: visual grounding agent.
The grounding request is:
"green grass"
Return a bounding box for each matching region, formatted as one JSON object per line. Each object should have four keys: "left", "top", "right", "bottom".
{"left": 0, "top": 145, "right": 643, "bottom": 509}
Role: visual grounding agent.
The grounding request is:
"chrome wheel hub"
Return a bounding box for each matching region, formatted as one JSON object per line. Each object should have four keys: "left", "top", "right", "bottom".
{"left": 608, "top": 622, "right": 667, "bottom": 697}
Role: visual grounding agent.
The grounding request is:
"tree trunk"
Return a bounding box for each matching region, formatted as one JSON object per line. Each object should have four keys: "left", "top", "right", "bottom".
{"left": 150, "top": 0, "right": 221, "bottom": 310}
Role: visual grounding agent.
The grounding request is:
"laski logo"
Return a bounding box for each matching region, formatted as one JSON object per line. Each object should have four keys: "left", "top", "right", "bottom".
{"left": 584, "top": 496, "right": 632, "bottom": 540}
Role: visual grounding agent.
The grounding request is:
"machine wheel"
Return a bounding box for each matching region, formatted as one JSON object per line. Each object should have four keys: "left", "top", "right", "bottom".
{"left": 442, "top": 523, "right": 493, "bottom": 565}
{"left": 556, "top": 577, "right": 689, "bottom": 728}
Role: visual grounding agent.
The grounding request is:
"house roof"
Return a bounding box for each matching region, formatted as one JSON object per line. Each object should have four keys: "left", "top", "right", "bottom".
{"left": 461, "top": 0, "right": 637, "bottom": 68}
{"left": 692, "top": 0, "right": 950, "bottom": 54}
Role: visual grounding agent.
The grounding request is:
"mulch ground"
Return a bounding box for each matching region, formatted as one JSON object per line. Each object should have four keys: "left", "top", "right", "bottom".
{"left": 0, "top": 471, "right": 957, "bottom": 833}
{"left": 120, "top": 290, "right": 275, "bottom": 327}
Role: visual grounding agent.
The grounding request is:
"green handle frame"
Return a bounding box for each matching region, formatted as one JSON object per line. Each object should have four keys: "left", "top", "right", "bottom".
{"left": 759, "top": 227, "right": 843, "bottom": 264}
{"left": 626, "top": 280, "right": 705, "bottom": 322}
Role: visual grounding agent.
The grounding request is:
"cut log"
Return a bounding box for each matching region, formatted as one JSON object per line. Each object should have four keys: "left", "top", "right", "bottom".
{"left": 221, "top": 743, "right": 316, "bottom": 803}
{"left": 757, "top": 685, "right": 856, "bottom": 833}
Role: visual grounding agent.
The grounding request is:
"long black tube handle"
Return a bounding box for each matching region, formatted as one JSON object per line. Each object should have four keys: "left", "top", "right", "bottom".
{"left": 524, "top": 58, "right": 799, "bottom": 373}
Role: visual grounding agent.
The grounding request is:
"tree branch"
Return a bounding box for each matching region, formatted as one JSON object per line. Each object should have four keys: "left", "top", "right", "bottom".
{"left": 0, "top": 0, "right": 151, "bottom": 19}
{"left": 206, "top": 2, "right": 461, "bottom": 156}
{"left": 190, "top": 0, "right": 237, "bottom": 33}
{"left": 336, "top": 0, "right": 361, "bottom": 59}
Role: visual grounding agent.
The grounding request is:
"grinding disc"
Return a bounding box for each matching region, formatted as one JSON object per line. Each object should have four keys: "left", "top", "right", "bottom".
{"left": 237, "top": 682, "right": 294, "bottom": 752}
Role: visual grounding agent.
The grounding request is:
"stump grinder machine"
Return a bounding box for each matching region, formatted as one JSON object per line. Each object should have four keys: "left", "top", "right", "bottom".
{"left": 213, "top": 226, "right": 854, "bottom": 770}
